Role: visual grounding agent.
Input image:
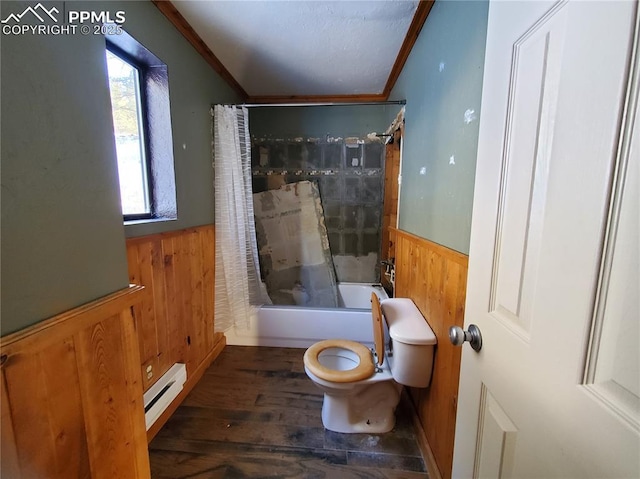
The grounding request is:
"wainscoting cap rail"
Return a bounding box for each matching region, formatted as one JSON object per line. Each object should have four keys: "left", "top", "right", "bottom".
{"left": 0, "top": 284, "right": 145, "bottom": 352}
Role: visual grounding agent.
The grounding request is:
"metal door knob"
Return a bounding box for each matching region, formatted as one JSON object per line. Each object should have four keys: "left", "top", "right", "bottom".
{"left": 449, "top": 324, "right": 482, "bottom": 352}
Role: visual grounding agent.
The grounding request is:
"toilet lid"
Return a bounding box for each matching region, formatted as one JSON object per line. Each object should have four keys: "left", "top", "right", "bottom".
{"left": 304, "top": 339, "right": 374, "bottom": 383}
{"left": 371, "top": 292, "right": 384, "bottom": 366}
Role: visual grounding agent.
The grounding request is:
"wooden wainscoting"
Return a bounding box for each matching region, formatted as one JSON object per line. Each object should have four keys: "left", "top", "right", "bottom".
{"left": 0, "top": 286, "right": 150, "bottom": 479}
{"left": 125, "top": 224, "right": 225, "bottom": 440}
{"left": 392, "top": 228, "right": 468, "bottom": 479}
{"left": 381, "top": 129, "right": 400, "bottom": 259}
{"left": 381, "top": 128, "right": 402, "bottom": 292}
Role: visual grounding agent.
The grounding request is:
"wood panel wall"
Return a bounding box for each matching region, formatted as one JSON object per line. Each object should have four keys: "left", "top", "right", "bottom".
{"left": 381, "top": 129, "right": 402, "bottom": 292}
{"left": 382, "top": 130, "right": 401, "bottom": 259}
{"left": 392, "top": 228, "right": 468, "bottom": 479}
{"left": 0, "top": 286, "right": 150, "bottom": 479}
{"left": 125, "top": 224, "right": 225, "bottom": 440}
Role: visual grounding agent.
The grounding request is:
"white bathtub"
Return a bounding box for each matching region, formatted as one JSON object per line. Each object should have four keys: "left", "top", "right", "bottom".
{"left": 336, "top": 282, "right": 387, "bottom": 308}
{"left": 224, "top": 283, "right": 389, "bottom": 348}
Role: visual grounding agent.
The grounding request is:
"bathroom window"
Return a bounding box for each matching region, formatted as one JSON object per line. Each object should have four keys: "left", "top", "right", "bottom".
{"left": 105, "top": 31, "right": 177, "bottom": 223}
{"left": 106, "top": 48, "right": 151, "bottom": 218}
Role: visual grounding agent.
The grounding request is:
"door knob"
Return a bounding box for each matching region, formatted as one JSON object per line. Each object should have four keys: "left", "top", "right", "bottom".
{"left": 449, "top": 324, "right": 482, "bottom": 352}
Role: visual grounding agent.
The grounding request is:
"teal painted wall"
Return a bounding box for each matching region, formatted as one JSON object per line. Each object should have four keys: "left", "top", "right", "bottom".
{"left": 1, "top": 0, "right": 239, "bottom": 335}
{"left": 112, "top": 0, "right": 242, "bottom": 237}
{"left": 389, "top": 0, "right": 489, "bottom": 254}
{"left": 249, "top": 105, "right": 400, "bottom": 139}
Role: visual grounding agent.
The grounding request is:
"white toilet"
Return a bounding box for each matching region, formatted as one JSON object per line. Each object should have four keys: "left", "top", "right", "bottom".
{"left": 303, "top": 293, "right": 436, "bottom": 434}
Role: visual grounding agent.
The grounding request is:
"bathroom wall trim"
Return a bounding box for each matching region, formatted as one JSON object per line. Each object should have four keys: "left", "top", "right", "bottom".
{"left": 392, "top": 227, "right": 468, "bottom": 479}
{"left": 383, "top": 0, "right": 435, "bottom": 98}
{"left": 392, "top": 227, "right": 469, "bottom": 266}
{"left": 1, "top": 285, "right": 150, "bottom": 478}
{"left": 126, "top": 223, "right": 214, "bottom": 245}
{"left": 402, "top": 391, "right": 443, "bottom": 479}
{"left": 152, "top": 1, "right": 435, "bottom": 104}
{"left": 245, "top": 93, "right": 388, "bottom": 104}
{"left": 151, "top": 0, "right": 248, "bottom": 99}
{"left": 125, "top": 224, "right": 226, "bottom": 441}
{"left": 126, "top": 224, "right": 219, "bottom": 391}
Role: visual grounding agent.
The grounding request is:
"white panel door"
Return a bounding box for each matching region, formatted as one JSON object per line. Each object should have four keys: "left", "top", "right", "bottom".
{"left": 453, "top": 1, "right": 640, "bottom": 478}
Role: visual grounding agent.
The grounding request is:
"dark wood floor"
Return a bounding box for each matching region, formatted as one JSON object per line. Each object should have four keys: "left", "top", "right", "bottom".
{"left": 149, "top": 346, "right": 429, "bottom": 478}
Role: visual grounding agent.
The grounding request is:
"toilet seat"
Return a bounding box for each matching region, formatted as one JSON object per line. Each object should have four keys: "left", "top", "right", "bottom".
{"left": 371, "top": 292, "right": 384, "bottom": 366}
{"left": 304, "top": 339, "right": 375, "bottom": 383}
{"left": 304, "top": 292, "right": 387, "bottom": 383}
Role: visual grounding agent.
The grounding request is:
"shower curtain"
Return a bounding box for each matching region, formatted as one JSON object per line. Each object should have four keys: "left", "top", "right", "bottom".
{"left": 212, "top": 105, "right": 268, "bottom": 332}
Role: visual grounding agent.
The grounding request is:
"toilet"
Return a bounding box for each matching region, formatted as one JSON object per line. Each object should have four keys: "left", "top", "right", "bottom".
{"left": 303, "top": 293, "right": 436, "bottom": 434}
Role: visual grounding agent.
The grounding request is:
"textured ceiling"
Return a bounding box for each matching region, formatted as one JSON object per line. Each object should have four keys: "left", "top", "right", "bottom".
{"left": 171, "top": 0, "right": 419, "bottom": 97}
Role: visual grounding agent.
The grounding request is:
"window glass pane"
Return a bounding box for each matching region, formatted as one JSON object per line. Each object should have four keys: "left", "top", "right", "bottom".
{"left": 105, "top": 50, "right": 150, "bottom": 216}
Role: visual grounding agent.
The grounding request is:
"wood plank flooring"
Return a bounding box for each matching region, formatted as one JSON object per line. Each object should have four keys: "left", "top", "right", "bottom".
{"left": 149, "top": 346, "right": 429, "bottom": 478}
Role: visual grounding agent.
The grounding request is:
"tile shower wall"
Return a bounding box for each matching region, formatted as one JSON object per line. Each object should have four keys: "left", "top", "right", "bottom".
{"left": 251, "top": 138, "right": 385, "bottom": 283}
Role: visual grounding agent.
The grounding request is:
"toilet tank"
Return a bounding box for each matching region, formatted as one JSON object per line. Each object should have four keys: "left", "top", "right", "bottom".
{"left": 381, "top": 298, "right": 437, "bottom": 388}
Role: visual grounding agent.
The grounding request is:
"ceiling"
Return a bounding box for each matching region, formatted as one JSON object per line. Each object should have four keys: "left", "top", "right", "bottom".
{"left": 166, "top": 0, "right": 423, "bottom": 101}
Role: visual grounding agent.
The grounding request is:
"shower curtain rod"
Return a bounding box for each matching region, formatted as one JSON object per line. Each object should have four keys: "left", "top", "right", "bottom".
{"left": 232, "top": 100, "right": 406, "bottom": 108}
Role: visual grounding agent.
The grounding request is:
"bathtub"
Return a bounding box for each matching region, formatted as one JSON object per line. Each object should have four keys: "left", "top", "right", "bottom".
{"left": 224, "top": 283, "right": 389, "bottom": 348}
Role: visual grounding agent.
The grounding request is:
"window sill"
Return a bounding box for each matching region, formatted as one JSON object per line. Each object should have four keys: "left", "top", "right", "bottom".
{"left": 124, "top": 217, "right": 177, "bottom": 227}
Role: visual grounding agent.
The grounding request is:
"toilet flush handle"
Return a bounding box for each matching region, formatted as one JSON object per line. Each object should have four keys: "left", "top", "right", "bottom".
{"left": 449, "top": 325, "right": 483, "bottom": 352}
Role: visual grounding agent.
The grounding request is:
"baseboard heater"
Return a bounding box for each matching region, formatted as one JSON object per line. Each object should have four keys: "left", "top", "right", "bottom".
{"left": 143, "top": 363, "right": 187, "bottom": 431}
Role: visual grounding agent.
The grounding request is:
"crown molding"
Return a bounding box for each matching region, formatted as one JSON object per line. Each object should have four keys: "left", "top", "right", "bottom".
{"left": 151, "top": 0, "right": 248, "bottom": 100}
{"left": 153, "top": 0, "right": 435, "bottom": 104}
{"left": 245, "top": 93, "right": 389, "bottom": 104}
{"left": 383, "top": 0, "right": 435, "bottom": 98}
